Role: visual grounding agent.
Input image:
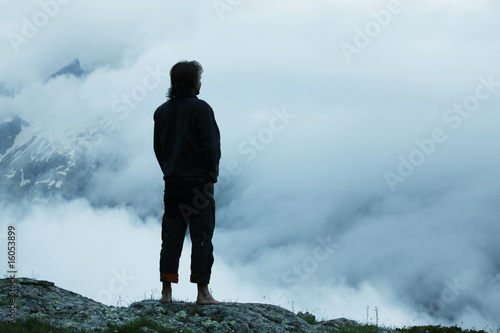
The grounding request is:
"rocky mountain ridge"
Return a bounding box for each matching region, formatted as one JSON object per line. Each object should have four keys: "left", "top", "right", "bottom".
{"left": 0, "top": 59, "right": 102, "bottom": 206}
{"left": 0, "top": 113, "right": 93, "bottom": 205}
{"left": 0, "top": 278, "right": 386, "bottom": 333}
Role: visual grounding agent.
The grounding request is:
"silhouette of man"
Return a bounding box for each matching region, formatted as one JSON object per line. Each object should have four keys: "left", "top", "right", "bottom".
{"left": 153, "top": 60, "right": 221, "bottom": 304}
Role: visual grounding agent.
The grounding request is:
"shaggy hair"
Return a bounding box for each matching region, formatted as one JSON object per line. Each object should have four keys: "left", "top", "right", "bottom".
{"left": 167, "top": 60, "right": 203, "bottom": 100}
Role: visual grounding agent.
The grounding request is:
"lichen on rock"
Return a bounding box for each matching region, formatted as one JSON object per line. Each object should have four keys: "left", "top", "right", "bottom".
{"left": 0, "top": 277, "right": 376, "bottom": 333}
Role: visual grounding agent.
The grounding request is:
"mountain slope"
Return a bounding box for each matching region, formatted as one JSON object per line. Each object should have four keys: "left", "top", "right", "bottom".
{"left": 0, "top": 113, "right": 96, "bottom": 204}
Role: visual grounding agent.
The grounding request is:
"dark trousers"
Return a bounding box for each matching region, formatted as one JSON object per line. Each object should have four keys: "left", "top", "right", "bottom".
{"left": 159, "top": 179, "right": 215, "bottom": 285}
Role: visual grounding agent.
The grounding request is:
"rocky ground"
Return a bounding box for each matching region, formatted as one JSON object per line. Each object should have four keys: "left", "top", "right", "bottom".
{"left": 0, "top": 277, "right": 388, "bottom": 333}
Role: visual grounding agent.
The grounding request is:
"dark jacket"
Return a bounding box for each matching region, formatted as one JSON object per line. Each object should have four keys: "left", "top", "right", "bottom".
{"left": 153, "top": 96, "right": 221, "bottom": 183}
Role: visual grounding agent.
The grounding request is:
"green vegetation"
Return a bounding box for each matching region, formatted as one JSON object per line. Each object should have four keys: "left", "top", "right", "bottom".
{"left": 329, "top": 324, "right": 492, "bottom": 333}
{"left": 396, "top": 325, "right": 490, "bottom": 333}
{"left": 333, "top": 324, "right": 380, "bottom": 333}
{"left": 0, "top": 317, "right": 175, "bottom": 333}
{"left": 0, "top": 317, "right": 496, "bottom": 333}
{"left": 0, "top": 317, "right": 84, "bottom": 333}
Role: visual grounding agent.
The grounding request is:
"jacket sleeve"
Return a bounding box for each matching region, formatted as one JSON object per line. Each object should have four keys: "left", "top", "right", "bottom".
{"left": 196, "top": 104, "right": 221, "bottom": 183}
{"left": 153, "top": 109, "right": 164, "bottom": 169}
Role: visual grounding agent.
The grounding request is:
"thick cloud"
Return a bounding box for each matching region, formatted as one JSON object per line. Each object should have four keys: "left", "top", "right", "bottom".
{"left": 1, "top": 0, "right": 499, "bottom": 330}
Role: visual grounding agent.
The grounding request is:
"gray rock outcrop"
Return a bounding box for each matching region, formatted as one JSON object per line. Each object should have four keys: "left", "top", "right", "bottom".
{"left": 0, "top": 277, "right": 372, "bottom": 332}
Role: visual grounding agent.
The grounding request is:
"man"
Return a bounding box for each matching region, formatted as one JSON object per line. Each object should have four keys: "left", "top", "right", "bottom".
{"left": 153, "top": 60, "right": 221, "bottom": 305}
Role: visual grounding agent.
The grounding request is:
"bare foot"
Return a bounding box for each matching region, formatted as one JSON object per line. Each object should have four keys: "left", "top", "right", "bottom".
{"left": 160, "top": 296, "right": 172, "bottom": 303}
{"left": 196, "top": 284, "right": 220, "bottom": 305}
{"left": 160, "top": 282, "right": 172, "bottom": 304}
{"left": 196, "top": 294, "right": 220, "bottom": 305}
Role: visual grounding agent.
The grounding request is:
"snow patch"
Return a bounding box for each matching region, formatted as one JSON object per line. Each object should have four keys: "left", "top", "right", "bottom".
{"left": 0, "top": 115, "right": 14, "bottom": 124}
{"left": 3, "top": 169, "right": 16, "bottom": 179}
{"left": 19, "top": 169, "right": 31, "bottom": 187}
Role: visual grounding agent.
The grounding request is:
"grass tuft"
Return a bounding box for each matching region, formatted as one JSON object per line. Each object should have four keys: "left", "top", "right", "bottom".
{"left": 0, "top": 317, "right": 84, "bottom": 333}
{"left": 106, "top": 317, "right": 166, "bottom": 332}
{"left": 396, "top": 325, "right": 489, "bottom": 333}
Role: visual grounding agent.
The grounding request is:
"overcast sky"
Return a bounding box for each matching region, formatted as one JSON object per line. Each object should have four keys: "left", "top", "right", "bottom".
{"left": 1, "top": 0, "right": 500, "bottom": 330}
